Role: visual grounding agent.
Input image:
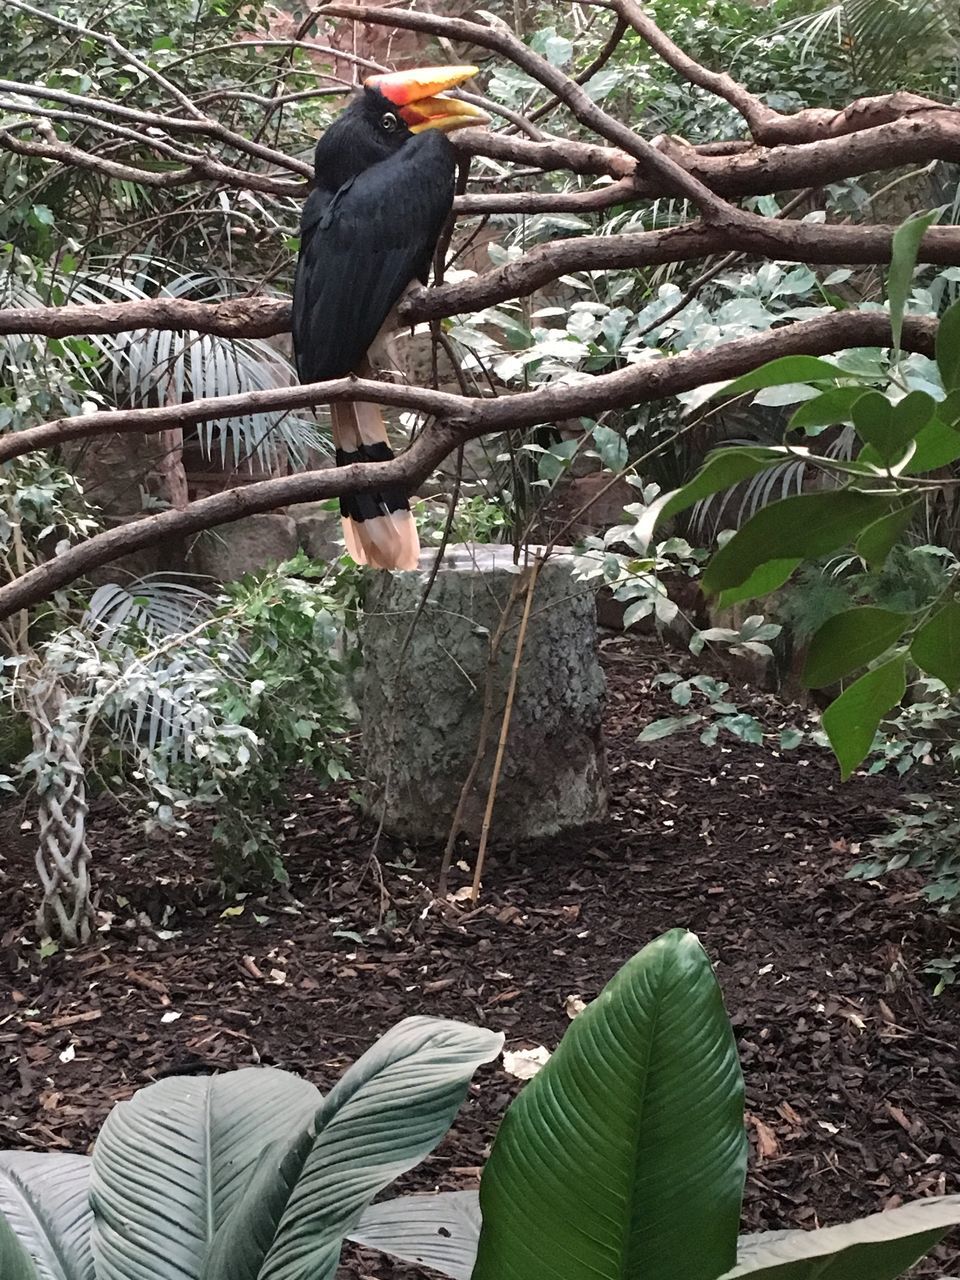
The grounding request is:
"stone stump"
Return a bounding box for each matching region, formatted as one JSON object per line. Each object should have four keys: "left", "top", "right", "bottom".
{"left": 360, "top": 543, "right": 607, "bottom": 842}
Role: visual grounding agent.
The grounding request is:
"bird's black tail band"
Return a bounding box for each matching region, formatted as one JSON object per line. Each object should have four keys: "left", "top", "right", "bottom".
{"left": 330, "top": 401, "right": 420, "bottom": 570}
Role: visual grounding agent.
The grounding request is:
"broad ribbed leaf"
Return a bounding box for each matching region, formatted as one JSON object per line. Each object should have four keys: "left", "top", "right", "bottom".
{"left": 203, "top": 1016, "right": 503, "bottom": 1280}
{"left": 472, "top": 929, "right": 747, "bottom": 1280}
{"left": 855, "top": 502, "right": 920, "bottom": 569}
{"left": 888, "top": 211, "right": 939, "bottom": 353}
{"left": 659, "top": 447, "right": 788, "bottom": 521}
{"left": 91, "top": 1067, "right": 321, "bottom": 1280}
{"left": 349, "top": 1190, "right": 481, "bottom": 1280}
{"left": 936, "top": 299, "right": 960, "bottom": 392}
{"left": 0, "top": 1154, "right": 92, "bottom": 1280}
{"left": 0, "top": 1210, "right": 40, "bottom": 1280}
{"left": 723, "top": 1195, "right": 960, "bottom": 1280}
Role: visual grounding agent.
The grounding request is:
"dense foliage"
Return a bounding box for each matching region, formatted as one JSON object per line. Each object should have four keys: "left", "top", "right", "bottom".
{"left": 1, "top": 931, "right": 957, "bottom": 1280}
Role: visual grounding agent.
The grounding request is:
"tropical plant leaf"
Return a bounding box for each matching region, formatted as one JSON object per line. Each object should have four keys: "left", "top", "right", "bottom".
{"left": 91, "top": 1067, "right": 321, "bottom": 1280}
{"left": 702, "top": 492, "right": 893, "bottom": 599}
{"left": 721, "top": 1194, "right": 960, "bottom": 1280}
{"left": 821, "top": 654, "right": 907, "bottom": 779}
{"left": 0, "top": 1212, "right": 39, "bottom": 1280}
{"left": 788, "top": 387, "right": 868, "bottom": 432}
{"left": 936, "top": 298, "right": 960, "bottom": 392}
{"left": 348, "top": 1190, "right": 481, "bottom": 1280}
{"left": 202, "top": 1017, "right": 503, "bottom": 1280}
{"left": 888, "top": 210, "right": 939, "bottom": 354}
{"left": 854, "top": 501, "right": 921, "bottom": 568}
{"left": 472, "top": 929, "right": 747, "bottom": 1280}
{"left": 712, "top": 357, "right": 846, "bottom": 398}
{"left": 910, "top": 599, "right": 960, "bottom": 690}
{"left": 0, "top": 1152, "right": 94, "bottom": 1280}
{"left": 803, "top": 607, "right": 910, "bottom": 687}
{"left": 659, "top": 447, "right": 790, "bottom": 522}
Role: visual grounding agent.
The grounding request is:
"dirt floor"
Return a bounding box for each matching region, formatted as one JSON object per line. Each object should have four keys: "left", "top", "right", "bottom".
{"left": 1, "top": 634, "right": 958, "bottom": 1276}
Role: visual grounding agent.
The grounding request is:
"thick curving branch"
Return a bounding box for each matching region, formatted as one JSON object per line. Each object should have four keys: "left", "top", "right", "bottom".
{"left": 0, "top": 313, "right": 939, "bottom": 465}
{"left": 0, "top": 312, "right": 938, "bottom": 621}
{"left": 4, "top": 217, "right": 960, "bottom": 341}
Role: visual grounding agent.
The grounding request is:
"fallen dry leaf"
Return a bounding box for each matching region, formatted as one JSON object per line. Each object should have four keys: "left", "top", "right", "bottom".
{"left": 564, "top": 994, "right": 587, "bottom": 1019}
{"left": 503, "top": 1046, "right": 551, "bottom": 1080}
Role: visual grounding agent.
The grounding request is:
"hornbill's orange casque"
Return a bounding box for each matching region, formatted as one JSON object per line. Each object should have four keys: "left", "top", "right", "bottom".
{"left": 292, "top": 66, "right": 488, "bottom": 570}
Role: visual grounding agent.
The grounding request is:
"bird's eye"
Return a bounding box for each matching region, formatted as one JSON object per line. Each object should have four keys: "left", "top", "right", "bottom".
{"left": 381, "top": 111, "right": 399, "bottom": 132}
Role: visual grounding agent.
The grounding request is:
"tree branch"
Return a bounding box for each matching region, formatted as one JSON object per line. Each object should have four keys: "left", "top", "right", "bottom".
{"left": 0, "top": 313, "right": 937, "bottom": 621}
{"left": 320, "top": 3, "right": 742, "bottom": 225}
{"left": 4, "top": 217, "right": 960, "bottom": 341}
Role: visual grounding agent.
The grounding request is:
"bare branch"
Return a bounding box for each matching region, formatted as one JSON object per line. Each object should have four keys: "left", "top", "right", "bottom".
{"left": 320, "top": 3, "right": 742, "bottom": 224}
{"left": 0, "top": 313, "right": 937, "bottom": 622}
{"left": 4, "top": 217, "right": 960, "bottom": 340}
{"left": 0, "top": 78, "right": 312, "bottom": 177}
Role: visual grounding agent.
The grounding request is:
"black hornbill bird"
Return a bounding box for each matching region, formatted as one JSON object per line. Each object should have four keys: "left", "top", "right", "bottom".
{"left": 293, "top": 66, "right": 488, "bottom": 570}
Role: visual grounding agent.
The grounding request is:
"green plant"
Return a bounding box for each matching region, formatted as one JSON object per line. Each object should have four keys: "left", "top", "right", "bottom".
{"left": 852, "top": 785, "right": 960, "bottom": 907}
{"left": 0, "top": 1015, "right": 502, "bottom": 1280}
{"left": 350, "top": 931, "right": 960, "bottom": 1280}
{"left": 2, "top": 931, "right": 957, "bottom": 1280}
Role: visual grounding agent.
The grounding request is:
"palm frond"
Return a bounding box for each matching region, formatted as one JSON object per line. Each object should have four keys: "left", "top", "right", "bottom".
{"left": 81, "top": 575, "right": 242, "bottom": 757}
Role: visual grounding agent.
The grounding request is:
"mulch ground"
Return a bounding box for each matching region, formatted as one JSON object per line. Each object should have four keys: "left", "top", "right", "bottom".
{"left": 1, "top": 634, "right": 958, "bottom": 1276}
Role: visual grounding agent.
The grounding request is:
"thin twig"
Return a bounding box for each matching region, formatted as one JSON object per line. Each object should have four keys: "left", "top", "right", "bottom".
{"left": 470, "top": 555, "right": 541, "bottom": 903}
{"left": 437, "top": 571, "right": 524, "bottom": 898}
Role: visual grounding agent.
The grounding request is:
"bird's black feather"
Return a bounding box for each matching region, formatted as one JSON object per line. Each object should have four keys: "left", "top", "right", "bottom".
{"left": 292, "top": 101, "right": 456, "bottom": 382}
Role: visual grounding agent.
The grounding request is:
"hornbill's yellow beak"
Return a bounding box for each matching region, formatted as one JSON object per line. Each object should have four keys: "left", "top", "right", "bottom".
{"left": 364, "top": 65, "right": 490, "bottom": 133}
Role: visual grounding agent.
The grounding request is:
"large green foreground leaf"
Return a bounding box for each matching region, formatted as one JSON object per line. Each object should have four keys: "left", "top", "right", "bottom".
{"left": 350, "top": 1190, "right": 481, "bottom": 1280}
{"left": 0, "top": 1211, "right": 39, "bottom": 1280}
{"left": 725, "top": 1195, "right": 960, "bottom": 1280}
{"left": 91, "top": 1067, "right": 321, "bottom": 1280}
{"left": 203, "top": 1016, "right": 503, "bottom": 1280}
{"left": 472, "top": 928, "right": 747, "bottom": 1280}
{"left": 0, "top": 1153, "right": 94, "bottom": 1280}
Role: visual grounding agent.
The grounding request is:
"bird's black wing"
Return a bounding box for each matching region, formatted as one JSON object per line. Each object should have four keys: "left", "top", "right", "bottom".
{"left": 292, "top": 130, "right": 455, "bottom": 383}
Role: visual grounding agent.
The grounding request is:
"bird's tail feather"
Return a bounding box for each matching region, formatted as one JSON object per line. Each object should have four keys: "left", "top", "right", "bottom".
{"left": 330, "top": 400, "right": 420, "bottom": 571}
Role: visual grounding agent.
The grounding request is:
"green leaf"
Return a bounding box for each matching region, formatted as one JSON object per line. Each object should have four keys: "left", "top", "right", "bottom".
{"left": 592, "top": 424, "right": 628, "bottom": 472}
{"left": 821, "top": 656, "right": 906, "bottom": 780}
{"left": 887, "top": 210, "right": 939, "bottom": 353}
{"left": 91, "top": 1068, "right": 321, "bottom": 1280}
{"left": 637, "top": 714, "right": 697, "bottom": 741}
{"left": 348, "top": 1191, "right": 480, "bottom": 1280}
{"left": 935, "top": 298, "right": 960, "bottom": 392}
{"left": 712, "top": 357, "right": 846, "bottom": 398}
{"left": 702, "top": 492, "right": 893, "bottom": 599}
{"left": 0, "top": 1213, "right": 39, "bottom": 1280}
{"left": 0, "top": 1153, "right": 93, "bottom": 1280}
{"left": 788, "top": 387, "right": 868, "bottom": 433}
{"left": 902, "top": 414, "right": 960, "bottom": 473}
{"left": 472, "top": 929, "right": 747, "bottom": 1280}
{"left": 855, "top": 501, "right": 920, "bottom": 569}
{"left": 723, "top": 1195, "right": 960, "bottom": 1280}
{"left": 202, "top": 1017, "right": 503, "bottom": 1280}
{"left": 659, "top": 447, "right": 789, "bottom": 521}
{"left": 716, "top": 559, "right": 801, "bottom": 608}
{"left": 911, "top": 600, "right": 960, "bottom": 690}
{"left": 803, "top": 607, "right": 909, "bottom": 687}
{"left": 852, "top": 391, "right": 934, "bottom": 464}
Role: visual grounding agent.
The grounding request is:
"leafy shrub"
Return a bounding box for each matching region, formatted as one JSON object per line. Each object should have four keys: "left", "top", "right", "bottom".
{"left": 2, "top": 931, "right": 957, "bottom": 1280}
{"left": 14, "top": 555, "right": 354, "bottom": 885}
